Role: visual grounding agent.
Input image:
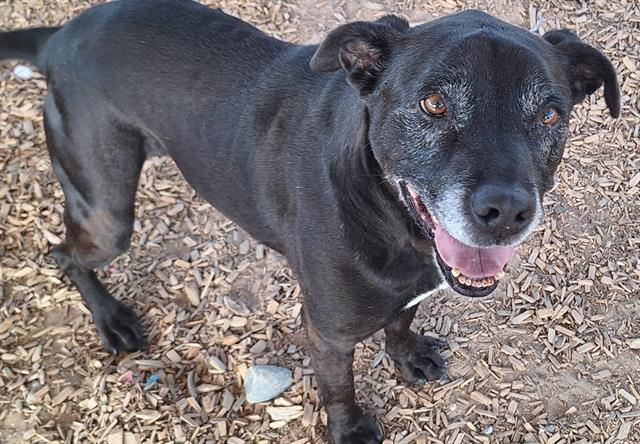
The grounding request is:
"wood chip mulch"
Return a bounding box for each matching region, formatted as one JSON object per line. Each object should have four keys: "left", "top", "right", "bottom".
{"left": 1, "top": 0, "right": 639, "bottom": 443}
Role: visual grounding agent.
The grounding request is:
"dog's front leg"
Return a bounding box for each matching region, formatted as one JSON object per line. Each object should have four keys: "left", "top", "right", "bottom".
{"left": 384, "top": 306, "right": 447, "bottom": 385}
{"left": 306, "top": 317, "right": 382, "bottom": 444}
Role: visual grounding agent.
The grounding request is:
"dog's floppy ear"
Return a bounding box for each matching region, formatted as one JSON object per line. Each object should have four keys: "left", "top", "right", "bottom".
{"left": 543, "top": 29, "right": 620, "bottom": 117}
{"left": 310, "top": 15, "right": 409, "bottom": 95}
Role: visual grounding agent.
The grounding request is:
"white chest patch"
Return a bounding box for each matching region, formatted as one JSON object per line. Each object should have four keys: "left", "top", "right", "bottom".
{"left": 403, "top": 282, "right": 449, "bottom": 310}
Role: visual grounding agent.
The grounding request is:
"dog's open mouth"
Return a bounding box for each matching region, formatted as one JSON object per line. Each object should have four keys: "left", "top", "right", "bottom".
{"left": 400, "top": 183, "right": 515, "bottom": 297}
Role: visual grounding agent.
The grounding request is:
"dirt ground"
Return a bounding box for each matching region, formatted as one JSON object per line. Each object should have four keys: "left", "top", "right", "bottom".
{"left": 1, "top": 0, "right": 639, "bottom": 443}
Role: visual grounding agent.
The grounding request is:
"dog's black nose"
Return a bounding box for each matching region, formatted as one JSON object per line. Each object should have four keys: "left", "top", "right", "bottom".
{"left": 471, "top": 184, "right": 534, "bottom": 235}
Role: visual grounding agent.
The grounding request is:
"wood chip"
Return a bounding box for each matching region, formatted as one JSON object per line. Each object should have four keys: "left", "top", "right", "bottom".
{"left": 266, "top": 406, "right": 303, "bottom": 421}
{"left": 1, "top": 1, "right": 639, "bottom": 443}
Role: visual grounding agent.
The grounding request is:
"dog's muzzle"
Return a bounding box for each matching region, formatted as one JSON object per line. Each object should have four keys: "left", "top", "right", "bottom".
{"left": 400, "top": 182, "right": 519, "bottom": 298}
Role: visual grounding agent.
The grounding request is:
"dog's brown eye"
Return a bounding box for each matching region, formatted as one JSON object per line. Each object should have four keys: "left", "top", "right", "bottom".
{"left": 540, "top": 106, "right": 560, "bottom": 126}
{"left": 420, "top": 94, "right": 446, "bottom": 116}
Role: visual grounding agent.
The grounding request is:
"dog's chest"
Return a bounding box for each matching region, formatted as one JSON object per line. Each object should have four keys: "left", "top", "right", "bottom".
{"left": 393, "top": 249, "right": 448, "bottom": 310}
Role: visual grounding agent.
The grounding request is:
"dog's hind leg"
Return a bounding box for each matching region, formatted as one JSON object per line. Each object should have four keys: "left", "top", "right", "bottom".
{"left": 43, "top": 94, "right": 146, "bottom": 354}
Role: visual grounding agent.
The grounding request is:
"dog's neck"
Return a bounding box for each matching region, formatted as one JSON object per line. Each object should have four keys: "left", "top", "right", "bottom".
{"left": 329, "top": 104, "right": 433, "bottom": 277}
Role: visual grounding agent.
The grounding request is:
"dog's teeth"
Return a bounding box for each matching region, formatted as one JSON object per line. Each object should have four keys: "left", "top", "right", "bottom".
{"left": 472, "top": 280, "right": 482, "bottom": 288}
{"left": 432, "top": 214, "right": 439, "bottom": 225}
{"left": 496, "top": 271, "right": 505, "bottom": 280}
{"left": 451, "top": 268, "right": 461, "bottom": 277}
{"left": 486, "top": 277, "right": 495, "bottom": 286}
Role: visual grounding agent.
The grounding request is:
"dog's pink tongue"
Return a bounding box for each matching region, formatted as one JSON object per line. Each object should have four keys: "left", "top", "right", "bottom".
{"left": 434, "top": 226, "right": 514, "bottom": 278}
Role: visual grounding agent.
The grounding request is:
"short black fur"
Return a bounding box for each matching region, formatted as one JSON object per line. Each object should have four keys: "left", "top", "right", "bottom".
{"left": 0, "top": 2, "right": 619, "bottom": 443}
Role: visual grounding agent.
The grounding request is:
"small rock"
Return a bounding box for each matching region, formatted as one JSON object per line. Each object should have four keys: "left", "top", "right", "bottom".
{"left": 244, "top": 365, "right": 293, "bottom": 404}
{"left": 12, "top": 65, "right": 33, "bottom": 80}
{"left": 545, "top": 424, "right": 557, "bottom": 434}
{"left": 483, "top": 425, "right": 494, "bottom": 435}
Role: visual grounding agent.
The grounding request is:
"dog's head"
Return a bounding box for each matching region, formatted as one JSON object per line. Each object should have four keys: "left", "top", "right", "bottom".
{"left": 310, "top": 10, "right": 619, "bottom": 297}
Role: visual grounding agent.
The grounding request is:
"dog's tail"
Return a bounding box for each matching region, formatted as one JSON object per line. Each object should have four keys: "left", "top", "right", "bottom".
{"left": 0, "top": 27, "right": 61, "bottom": 70}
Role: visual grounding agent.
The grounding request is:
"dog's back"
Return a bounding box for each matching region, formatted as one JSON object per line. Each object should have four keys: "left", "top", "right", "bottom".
{"left": 0, "top": 0, "right": 326, "bottom": 249}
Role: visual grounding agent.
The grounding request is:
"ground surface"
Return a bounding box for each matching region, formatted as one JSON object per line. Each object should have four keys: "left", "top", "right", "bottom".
{"left": 1, "top": 0, "right": 639, "bottom": 443}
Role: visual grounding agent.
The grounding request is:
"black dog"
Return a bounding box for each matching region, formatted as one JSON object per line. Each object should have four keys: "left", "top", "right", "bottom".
{"left": 0, "top": 1, "right": 618, "bottom": 442}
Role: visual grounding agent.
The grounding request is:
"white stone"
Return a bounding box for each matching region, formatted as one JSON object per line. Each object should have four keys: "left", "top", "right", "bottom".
{"left": 244, "top": 365, "right": 292, "bottom": 404}
{"left": 12, "top": 65, "right": 33, "bottom": 80}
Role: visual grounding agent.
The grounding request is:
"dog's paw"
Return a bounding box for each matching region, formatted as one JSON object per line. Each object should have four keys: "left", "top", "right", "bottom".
{"left": 394, "top": 334, "right": 447, "bottom": 385}
{"left": 94, "top": 300, "right": 146, "bottom": 354}
{"left": 330, "top": 412, "right": 383, "bottom": 444}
